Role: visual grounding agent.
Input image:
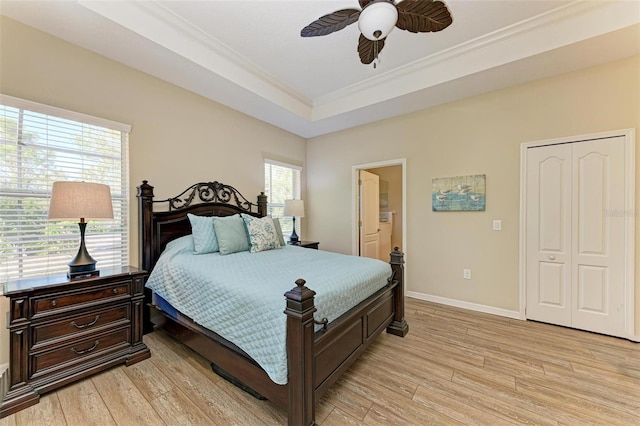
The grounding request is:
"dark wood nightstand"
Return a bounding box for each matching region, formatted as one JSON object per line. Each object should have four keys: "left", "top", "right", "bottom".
{"left": 289, "top": 241, "right": 319, "bottom": 249}
{"left": 0, "top": 266, "right": 151, "bottom": 418}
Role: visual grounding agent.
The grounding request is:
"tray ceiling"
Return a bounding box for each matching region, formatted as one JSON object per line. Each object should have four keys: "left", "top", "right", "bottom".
{"left": 2, "top": 1, "right": 639, "bottom": 138}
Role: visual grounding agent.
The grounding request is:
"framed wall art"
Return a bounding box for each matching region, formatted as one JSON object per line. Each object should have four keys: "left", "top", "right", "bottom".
{"left": 432, "top": 174, "right": 486, "bottom": 211}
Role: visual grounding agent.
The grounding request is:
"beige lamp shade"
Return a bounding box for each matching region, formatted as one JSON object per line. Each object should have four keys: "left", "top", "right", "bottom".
{"left": 284, "top": 199, "right": 305, "bottom": 218}
{"left": 48, "top": 181, "right": 114, "bottom": 221}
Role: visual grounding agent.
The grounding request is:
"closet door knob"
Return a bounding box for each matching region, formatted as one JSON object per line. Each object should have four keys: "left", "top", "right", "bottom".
{"left": 549, "top": 255, "right": 556, "bottom": 260}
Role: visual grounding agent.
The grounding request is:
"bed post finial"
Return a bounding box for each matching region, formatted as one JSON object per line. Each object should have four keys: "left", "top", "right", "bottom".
{"left": 137, "top": 181, "right": 155, "bottom": 273}
{"left": 257, "top": 192, "right": 268, "bottom": 217}
{"left": 284, "top": 280, "right": 316, "bottom": 426}
{"left": 138, "top": 180, "right": 154, "bottom": 198}
{"left": 387, "top": 247, "right": 409, "bottom": 337}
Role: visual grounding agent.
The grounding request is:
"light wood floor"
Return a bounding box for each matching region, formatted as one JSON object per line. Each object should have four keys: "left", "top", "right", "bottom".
{"left": 2, "top": 298, "right": 639, "bottom": 425}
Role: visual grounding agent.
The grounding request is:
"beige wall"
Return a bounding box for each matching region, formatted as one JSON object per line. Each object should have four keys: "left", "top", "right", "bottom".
{"left": 307, "top": 56, "right": 640, "bottom": 331}
{"left": 0, "top": 17, "right": 306, "bottom": 366}
{"left": 1, "top": 16, "right": 639, "bottom": 370}
{"left": 367, "top": 166, "right": 403, "bottom": 251}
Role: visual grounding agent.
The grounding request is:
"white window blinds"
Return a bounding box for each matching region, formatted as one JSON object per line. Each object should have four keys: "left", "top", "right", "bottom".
{"left": 264, "top": 159, "right": 301, "bottom": 238}
{"left": 0, "top": 95, "right": 131, "bottom": 282}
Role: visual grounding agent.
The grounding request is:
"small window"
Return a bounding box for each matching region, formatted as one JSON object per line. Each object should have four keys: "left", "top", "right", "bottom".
{"left": 0, "top": 95, "right": 131, "bottom": 282}
{"left": 264, "top": 159, "right": 301, "bottom": 239}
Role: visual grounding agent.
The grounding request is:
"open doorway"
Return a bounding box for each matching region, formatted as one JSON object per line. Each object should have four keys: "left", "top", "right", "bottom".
{"left": 352, "top": 159, "right": 406, "bottom": 261}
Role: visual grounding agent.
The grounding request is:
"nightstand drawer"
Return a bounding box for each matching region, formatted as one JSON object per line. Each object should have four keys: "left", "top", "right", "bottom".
{"left": 32, "top": 304, "right": 131, "bottom": 348}
{"left": 31, "top": 327, "right": 131, "bottom": 379}
{"left": 32, "top": 281, "right": 131, "bottom": 317}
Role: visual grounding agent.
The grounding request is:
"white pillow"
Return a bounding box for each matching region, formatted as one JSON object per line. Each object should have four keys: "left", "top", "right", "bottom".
{"left": 271, "top": 217, "right": 286, "bottom": 247}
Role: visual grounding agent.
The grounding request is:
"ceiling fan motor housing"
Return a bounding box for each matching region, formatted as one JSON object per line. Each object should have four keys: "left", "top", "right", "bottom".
{"left": 358, "top": 0, "right": 398, "bottom": 40}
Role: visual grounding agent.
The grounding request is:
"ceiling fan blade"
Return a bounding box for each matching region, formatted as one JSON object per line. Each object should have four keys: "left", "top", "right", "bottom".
{"left": 358, "top": 34, "right": 386, "bottom": 65}
{"left": 358, "top": 0, "right": 372, "bottom": 8}
{"left": 396, "top": 0, "right": 453, "bottom": 33}
{"left": 301, "top": 9, "right": 361, "bottom": 37}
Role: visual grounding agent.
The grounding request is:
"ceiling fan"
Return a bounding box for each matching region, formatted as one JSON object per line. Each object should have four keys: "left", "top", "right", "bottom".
{"left": 301, "top": 0, "right": 453, "bottom": 68}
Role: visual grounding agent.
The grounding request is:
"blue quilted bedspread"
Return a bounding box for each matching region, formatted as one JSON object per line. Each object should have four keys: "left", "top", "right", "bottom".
{"left": 145, "top": 236, "right": 391, "bottom": 384}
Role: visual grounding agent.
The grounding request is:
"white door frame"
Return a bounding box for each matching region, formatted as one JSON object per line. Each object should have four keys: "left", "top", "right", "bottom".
{"left": 519, "top": 128, "right": 636, "bottom": 339}
{"left": 352, "top": 159, "right": 407, "bottom": 287}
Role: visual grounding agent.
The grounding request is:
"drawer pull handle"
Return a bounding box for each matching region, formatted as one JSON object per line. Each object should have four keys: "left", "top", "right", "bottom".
{"left": 71, "top": 340, "right": 100, "bottom": 355}
{"left": 71, "top": 315, "right": 100, "bottom": 329}
{"left": 51, "top": 300, "right": 57, "bottom": 307}
{"left": 112, "top": 288, "right": 118, "bottom": 294}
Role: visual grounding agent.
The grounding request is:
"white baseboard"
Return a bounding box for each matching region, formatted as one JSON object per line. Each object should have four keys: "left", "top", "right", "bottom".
{"left": 406, "top": 291, "right": 524, "bottom": 320}
{"left": 406, "top": 292, "right": 640, "bottom": 341}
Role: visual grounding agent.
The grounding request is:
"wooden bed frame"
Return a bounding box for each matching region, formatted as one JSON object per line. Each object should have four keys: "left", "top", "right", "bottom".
{"left": 137, "top": 180, "right": 408, "bottom": 426}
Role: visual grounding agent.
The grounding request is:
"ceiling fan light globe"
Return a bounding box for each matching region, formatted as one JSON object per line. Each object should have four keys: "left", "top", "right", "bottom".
{"left": 358, "top": 0, "right": 398, "bottom": 41}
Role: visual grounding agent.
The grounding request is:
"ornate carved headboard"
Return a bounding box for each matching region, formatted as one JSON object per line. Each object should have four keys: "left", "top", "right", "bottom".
{"left": 137, "top": 180, "right": 267, "bottom": 272}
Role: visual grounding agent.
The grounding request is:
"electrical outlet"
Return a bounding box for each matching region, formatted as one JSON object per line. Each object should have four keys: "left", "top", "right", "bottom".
{"left": 492, "top": 220, "right": 502, "bottom": 231}
{"left": 463, "top": 269, "right": 471, "bottom": 280}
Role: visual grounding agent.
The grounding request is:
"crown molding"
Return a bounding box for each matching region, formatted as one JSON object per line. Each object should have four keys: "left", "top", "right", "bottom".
{"left": 78, "top": 0, "right": 313, "bottom": 119}
{"left": 312, "top": 0, "right": 640, "bottom": 120}
{"left": 62, "top": 0, "right": 639, "bottom": 137}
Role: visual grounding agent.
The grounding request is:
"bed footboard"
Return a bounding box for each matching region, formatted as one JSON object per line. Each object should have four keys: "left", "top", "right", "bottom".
{"left": 283, "top": 250, "right": 407, "bottom": 426}
{"left": 149, "top": 253, "right": 406, "bottom": 426}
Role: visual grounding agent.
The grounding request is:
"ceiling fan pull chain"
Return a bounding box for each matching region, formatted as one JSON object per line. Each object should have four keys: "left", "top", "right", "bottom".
{"left": 374, "top": 38, "right": 378, "bottom": 69}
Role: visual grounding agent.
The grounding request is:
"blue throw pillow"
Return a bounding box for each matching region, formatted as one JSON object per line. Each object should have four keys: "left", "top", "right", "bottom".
{"left": 187, "top": 213, "right": 218, "bottom": 254}
{"left": 212, "top": 214, "right": 250, "bottom": 255}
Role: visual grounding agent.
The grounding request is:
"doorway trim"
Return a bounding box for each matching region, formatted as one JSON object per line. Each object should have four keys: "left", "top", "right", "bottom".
{"left": 352, "top": 158, "right": 407, "bottom": 269}
{"left": 519, "top": 128, "right": 636, "bottom": 339}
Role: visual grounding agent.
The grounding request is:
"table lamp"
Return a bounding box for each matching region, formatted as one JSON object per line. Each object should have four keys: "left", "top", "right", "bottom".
{"left": 48, "top": 181, "right": 114, "bottom": 279}
{"left": 283, "top": 199, "right": 305, "bottom": 244}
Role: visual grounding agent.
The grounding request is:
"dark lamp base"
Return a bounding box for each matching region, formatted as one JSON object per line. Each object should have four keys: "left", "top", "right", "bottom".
{"left": 68, "top": 269, "right": 100, "bottom": 280}
{"left": 68, "top": 221, "right": 99, "bottom": 280}
{"left": 289, "top": 216, "right": 300, "bottom": 243}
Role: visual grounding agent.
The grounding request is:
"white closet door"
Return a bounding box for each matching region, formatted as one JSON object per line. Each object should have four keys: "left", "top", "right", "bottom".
{"left": 571, "top": 137, "right": 626, "bottom": 335}
{"left": 526, "top": 137, "right": 627, "bottom": 337}
{"left": 526, "top": 144, "right": 572, "bottom": 326}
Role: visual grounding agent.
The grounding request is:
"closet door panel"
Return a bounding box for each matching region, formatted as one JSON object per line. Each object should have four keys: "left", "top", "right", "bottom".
{"left": 526, "top": 144, "right": 572, "bottom": 326}
{"left": 571, "top": 137, "right": 626, "bottom": 335}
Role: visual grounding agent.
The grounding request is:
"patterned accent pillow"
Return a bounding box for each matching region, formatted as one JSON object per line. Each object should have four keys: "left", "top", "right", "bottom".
{"left": 212, "top": 214, "right": 250, "bottom": 255}
{"left": 242, "top": 214, "right": 282, "bottom": 253}
{"left": 187, "top": 213, "right": 218, "bottom": 254}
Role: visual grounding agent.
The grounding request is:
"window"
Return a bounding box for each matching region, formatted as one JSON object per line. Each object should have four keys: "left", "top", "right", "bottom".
{"left": 264, "top": 159, "right": 301, "bottom": 239}
{"left": 0, "top": 95, "right": 131, "bottom": 282}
